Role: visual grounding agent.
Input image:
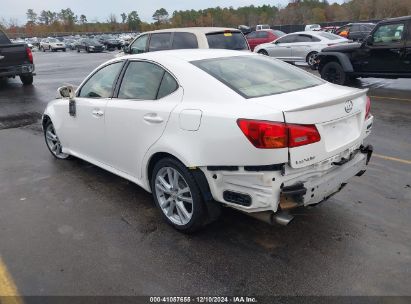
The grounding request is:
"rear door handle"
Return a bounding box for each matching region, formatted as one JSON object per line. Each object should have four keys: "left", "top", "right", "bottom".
{"left": 92, "top": 109, "right": 104, "bottom": 117}
{"left": 144, "top": 113, "right": 163, "bottom": 123}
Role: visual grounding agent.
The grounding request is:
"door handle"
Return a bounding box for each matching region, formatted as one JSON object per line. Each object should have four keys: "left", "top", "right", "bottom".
{"left": 92, "top": 109, "right": 104, "bottom": 117}
{"left": 144, "top": 113, "right": 163, "bottom": 123}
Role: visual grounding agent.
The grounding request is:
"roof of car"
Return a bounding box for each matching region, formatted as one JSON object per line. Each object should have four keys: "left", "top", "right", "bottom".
{"left": 142, "top": 27, "right": 241, "bottom": 35}
{"left": 284, "top": 31, "right": 326, "bottom": 35}
{"left": 118, "top": 49, "right": 252, "bottom": 63}
{"left": 381, "top": 15, "right": 411, "bottom": 23}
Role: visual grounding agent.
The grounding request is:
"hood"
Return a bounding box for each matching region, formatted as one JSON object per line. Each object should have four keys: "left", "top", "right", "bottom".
{"left": 322, "top": 42, "right": 362, "bottom": 53}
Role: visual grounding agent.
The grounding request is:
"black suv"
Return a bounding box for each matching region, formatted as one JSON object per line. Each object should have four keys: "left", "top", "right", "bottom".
{"left": 318, "top": 16, "right": 411, "bottom": 85}
{"left": 335, "top": 23, "right": 375, "bottom": 41}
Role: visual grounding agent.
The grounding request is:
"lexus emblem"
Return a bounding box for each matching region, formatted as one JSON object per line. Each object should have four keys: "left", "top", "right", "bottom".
{"left": 344, "top": 100, "right": 353, "bottom": 113}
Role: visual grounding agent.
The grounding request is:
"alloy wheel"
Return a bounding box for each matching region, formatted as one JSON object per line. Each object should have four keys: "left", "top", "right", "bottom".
{"left": 307, "top": 53, "right": 317, "bottom": 67}
{"left": 45, "top": 123, "right": 69, "bottom": 159}
{"left": 155, "top": 167, "right": 193, "bottom": 226}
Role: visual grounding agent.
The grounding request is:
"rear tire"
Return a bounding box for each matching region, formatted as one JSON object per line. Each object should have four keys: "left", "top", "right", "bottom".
{"left": 20, "top": 74, "right": 33, "bottom": 86}
{"left": 258, "top": 49, "right": 269, "bottom": 56}
{"left": 150, "top": 157, "right": 209, "bottom": 233}
{"left": 306, "top": 52, "right": 318, "bottom": 69}
{"left": 77, "top": 47, "right": 80, "bottom": 53}
{"left": 320, "top": 61, "right": 347, "bottom": 85}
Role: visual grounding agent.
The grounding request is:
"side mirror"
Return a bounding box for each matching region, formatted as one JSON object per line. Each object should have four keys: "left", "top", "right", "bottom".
{"left": 57, "top": 85, "right": 75, "bottom": 99}
{"left": 124, "top": 46, "right": 131, "bottom": 54}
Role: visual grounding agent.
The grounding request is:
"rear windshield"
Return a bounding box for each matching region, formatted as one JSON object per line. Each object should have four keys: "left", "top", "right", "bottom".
{"left": 191, "top": 55, "right": 324, "bottom": 98}
{"left": 0, "top": 31, "right": 11, "bottom": 44}
{"left": 317, "top": 32, "right": 342, "bottom": 40}
{"left": 206, "top": 31, "right": 249, "bottom": 50}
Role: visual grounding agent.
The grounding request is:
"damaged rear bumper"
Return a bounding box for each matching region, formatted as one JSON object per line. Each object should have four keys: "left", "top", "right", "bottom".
{"left": 201, "top": 145, "right": 373, "bottom": 216}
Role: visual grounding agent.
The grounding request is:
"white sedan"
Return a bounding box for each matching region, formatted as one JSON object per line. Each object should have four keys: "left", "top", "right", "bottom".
{"left": 43, "top": 49, "right": 373, "bottom": 232}
{"left": 254, "top": 31, "right": 349, "bottom": 67}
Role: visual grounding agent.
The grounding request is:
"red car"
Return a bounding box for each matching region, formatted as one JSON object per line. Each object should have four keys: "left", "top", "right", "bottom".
{"left": 246, "top": 29, "right": 285, "bottom": 51}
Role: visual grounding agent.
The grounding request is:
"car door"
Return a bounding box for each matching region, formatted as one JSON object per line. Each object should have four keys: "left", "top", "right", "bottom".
{"left": 63, "top": 61, "right": 125, "bottom": 163}
{"left": 268, "top": 35, "right": 296, "bottom": 59}
{"left": 362, "top": 22, "right": 405, "bottom": 73}
{"left": 104, "top": 60, "right": 182, "bottom": 178}
{"left": 290, "top": 34, "right": 320, "bottom": 61}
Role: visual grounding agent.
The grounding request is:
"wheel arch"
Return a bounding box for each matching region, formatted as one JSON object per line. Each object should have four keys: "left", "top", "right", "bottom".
{"left": 318, "top": 52, "right": 353, "bottom": 73}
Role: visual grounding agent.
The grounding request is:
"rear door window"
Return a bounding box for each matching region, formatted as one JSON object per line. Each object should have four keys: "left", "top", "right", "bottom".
{"left": 157, "top": 72, "right": 179, "bottom": 99}
{"left": 277, "top": 35, "right": 297, "bottom": 44}
{"left": 206, "top": 31, "right": 248, "bottom": 50}
{"left": 295, "top": 35, "right": 319, "bottom": 43}
{"left": 149, "top": 33, "right": 172, "bottom": 52}
{"left": 172, "top": 32, "right": 198, "bottom": 49}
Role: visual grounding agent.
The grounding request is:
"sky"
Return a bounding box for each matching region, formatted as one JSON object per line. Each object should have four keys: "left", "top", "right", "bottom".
{"left": 2, "top": 0, "right": 345, "bottom": 25}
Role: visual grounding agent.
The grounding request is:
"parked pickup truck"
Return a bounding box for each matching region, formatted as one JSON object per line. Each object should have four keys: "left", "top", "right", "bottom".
{"left": 318, "top": 16, "right": 411, "bottom": 86}
{"left": 0, "top": 29, "right": 35, "bottom": 85}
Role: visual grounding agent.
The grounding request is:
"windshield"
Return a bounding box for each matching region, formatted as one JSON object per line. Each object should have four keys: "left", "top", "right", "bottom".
{"left": 206, "top": 31, "right": 249, "bottom": 50}
{"left": 191, "top": 55, "right": 324, "bottom": 98}
{"left": 49, "top": 38, "right": 58, "bottom": 43}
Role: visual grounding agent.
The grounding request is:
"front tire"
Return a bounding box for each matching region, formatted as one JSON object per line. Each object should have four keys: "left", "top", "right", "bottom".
{"left": 44, "top": 121, "right": 70, "bottom": 160}
{"left": 150, "top": 158, "right": 208, "bottom": 233}
{"left": 320, "top": 61, "right": 347, "bottom": 85}
{"left": 20, "top": 74, "right": 33, "bottom": 85}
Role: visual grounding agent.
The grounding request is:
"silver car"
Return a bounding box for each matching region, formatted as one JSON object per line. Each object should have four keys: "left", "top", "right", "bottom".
{"left": 254, "top": 31, "right": 349, "bottom": 67}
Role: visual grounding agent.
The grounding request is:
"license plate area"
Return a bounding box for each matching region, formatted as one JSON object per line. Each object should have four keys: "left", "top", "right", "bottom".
{"left": 319, "top": 112, "right": 361, "bottom": 152}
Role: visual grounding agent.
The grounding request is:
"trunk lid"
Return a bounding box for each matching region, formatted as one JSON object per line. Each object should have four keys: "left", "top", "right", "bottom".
{"left": 253, "top": 83, "right": 368, "bottom": 168}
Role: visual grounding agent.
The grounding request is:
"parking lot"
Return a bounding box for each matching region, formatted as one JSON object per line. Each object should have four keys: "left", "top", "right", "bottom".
{"left": 0, "top": 50, "right": 410, "bottom": 297}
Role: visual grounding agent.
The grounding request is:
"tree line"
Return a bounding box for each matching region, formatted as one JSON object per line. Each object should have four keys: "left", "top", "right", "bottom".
{"left": 1, "top": 0, "right": 411, "bottom": 37}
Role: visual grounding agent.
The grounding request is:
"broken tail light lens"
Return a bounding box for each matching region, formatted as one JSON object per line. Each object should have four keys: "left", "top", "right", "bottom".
{"left": 237, "top": 119, "right": 321, "bottom": 149}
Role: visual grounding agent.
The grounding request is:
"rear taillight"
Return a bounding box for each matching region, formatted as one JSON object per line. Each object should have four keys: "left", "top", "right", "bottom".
{"left": 365, "top": 96, "right": 371, "bottom": 120}
{"left": 237, "top": 119, "right": 321, "bottom": 149}
{"left": 26, "top": 47, "right": 33, "bottom": 64}
{"left": 237, "top": 119, "right": 288, "bottom": 149}
{"left": 288, "top": 123, "right": 321, "bottom": 148}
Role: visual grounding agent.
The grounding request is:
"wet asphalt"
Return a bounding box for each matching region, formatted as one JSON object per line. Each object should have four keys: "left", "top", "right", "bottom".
{"left": 0, "top": 50, "right": 410, "bottom": 297}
